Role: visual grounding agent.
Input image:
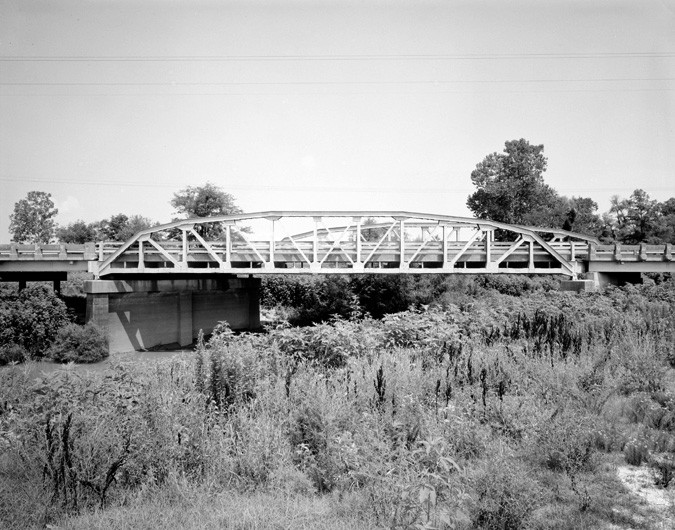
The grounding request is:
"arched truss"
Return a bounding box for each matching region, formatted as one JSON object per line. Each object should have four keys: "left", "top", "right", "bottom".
{"left": 92, "top": 211, "right": 599, "bottom": 279}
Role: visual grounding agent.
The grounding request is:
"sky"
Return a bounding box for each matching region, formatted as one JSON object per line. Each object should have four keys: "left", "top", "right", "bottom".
{"left": 1, "top": 0, "right": 674, "bottom": 239}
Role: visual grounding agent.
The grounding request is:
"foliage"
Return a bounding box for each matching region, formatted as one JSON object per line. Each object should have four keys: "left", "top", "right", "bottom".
{"left": 468, "top": 451, "right": 539, "bottom": 529}
{"left": 1, "top": 278, "right": 675, "bottom": 529}
{"left": 97, "top": 213, "right": 156, "bottom": 242}
{"left": 466, "top": 139, "right": 604, "bottom": 238}
{"left": 170, "top": 182, "right": 243, "bottom": 239}
{"left": 48, "top": 322, "right": 109, "bottom": 364}
{"left": 0, "top": 343, "right": 28, "bottom": 366}
{"left": 467, "top": 139, "right": 553, "bottom": 227}
{"left": 562, "top": 196, "right": 605, "bottom": 237}
{"left": 56, "top": 220, "right": 98, "bottom": 244}
{"left": 0, "top": 284, "right": 70, "bottom": 356}
{"left": 609, "top": 189, "right": 675, "bottom": 244}
{"left": 9, "top": 190, "right": 59, "bottom": 243}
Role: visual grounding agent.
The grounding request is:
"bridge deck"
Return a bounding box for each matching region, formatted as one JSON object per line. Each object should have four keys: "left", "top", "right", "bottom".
{"left": 1, "top": 241, "right": 672, "bottom": 276}
{"left": 1, "top": 211, "right": 672, "bottom": 279}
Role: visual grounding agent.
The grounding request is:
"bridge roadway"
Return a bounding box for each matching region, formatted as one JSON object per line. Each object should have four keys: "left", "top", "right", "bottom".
{"left": 1, "top": 210, "right": 673, "bottom": 280}
{"left": 1, "top": 211, "right": 672, "bottom": 353}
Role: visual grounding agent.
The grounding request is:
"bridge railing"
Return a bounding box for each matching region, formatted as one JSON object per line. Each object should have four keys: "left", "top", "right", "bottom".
{"left": 0, "top": 243, "right": 97, "bottom": 261}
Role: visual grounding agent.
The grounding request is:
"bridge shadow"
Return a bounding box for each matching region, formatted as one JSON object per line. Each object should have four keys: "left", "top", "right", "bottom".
{"left": 113, "top": 309, "right": 144, "bottom": 352}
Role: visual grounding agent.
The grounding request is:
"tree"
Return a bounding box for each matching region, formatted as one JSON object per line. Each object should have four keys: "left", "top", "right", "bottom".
{"left": 610, "top": 189, "right": 662, "bottom": 244}
{"left": 97, "top": 214, "right": 156, "bottom": 242}
{"left": 467, "top": 139, "right": 557, "bottom": 227}
{"left": 610, "top": 190, "right": 675, "bottom": 244}
{"left": 9, "top": 191, "right": 58, "bottom": 243}
{"left": 170, "top": 182, "right": 243, "bottom": 239}
{"left": 561, "top": 196, "right": 604, "bottom": 237}
{"left": 361, "top": 217, "right": 390, "bottom": 242}
{"left": 56, "top": 220, "right": 98, "bottom": 244}
{"left": 660, "top": 197, "right": 675, "bottom": 244}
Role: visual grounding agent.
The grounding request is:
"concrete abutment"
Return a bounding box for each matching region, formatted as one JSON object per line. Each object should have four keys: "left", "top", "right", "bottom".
{"left": 85, "top": 277, "right": 261, "bottom": 354}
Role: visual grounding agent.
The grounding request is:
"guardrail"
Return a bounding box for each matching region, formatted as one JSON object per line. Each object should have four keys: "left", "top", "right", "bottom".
{"left": 0, "top": 243, "right": 97, "bottom": 261}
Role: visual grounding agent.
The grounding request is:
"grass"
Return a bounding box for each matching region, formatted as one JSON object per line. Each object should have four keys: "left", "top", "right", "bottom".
{"left": 2, "top": 278, "right": 675, "bottom": 529}
{"left": 61, "top": 483, "right": 376, "bottom": 530}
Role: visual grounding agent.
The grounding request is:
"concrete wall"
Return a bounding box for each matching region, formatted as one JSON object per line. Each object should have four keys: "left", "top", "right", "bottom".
{"left": 85, "top": 277, "right": 261, "bottom": 354}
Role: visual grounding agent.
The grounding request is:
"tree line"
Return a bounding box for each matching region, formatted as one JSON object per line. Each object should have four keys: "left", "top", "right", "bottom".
{"left": 467, "top": 139, "right": 675, "bottom": 244}
{"left": 8, "top": 182, "right": 242, "bottom": 244}
{"left": 8, "top": 139, "right": 675, "bottom": 245}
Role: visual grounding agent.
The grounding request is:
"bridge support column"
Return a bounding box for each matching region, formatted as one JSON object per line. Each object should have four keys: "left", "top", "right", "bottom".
{"left": 86, "top": 292, "right": 110, "bottom": 336}
{"left": 85, "top": 277, "right": 261, "bottom": 354}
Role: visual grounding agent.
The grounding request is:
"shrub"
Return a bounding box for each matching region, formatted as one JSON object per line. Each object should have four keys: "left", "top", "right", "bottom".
{"left": 0, "top": 343, "right": 28, "bottom": 365}
{"left": 649, "top": 453, "right": 675, "bottom": 487}
{"left": 469, "top": 452, "right": 539, "bottom": 530}
{"left": 624, "top": 440, "right": 650, "bottom": 466}
{"left": 0, "top": 284, "right": 70, "bottom": 355}
{"left": 261, "top": 276, "right": 354, "bottom": 325}
{"left": 48, "top": 323, "right": 108, "bottom": 363}
{"left": 534, "top": 409, "right": 596, "bottom": 475}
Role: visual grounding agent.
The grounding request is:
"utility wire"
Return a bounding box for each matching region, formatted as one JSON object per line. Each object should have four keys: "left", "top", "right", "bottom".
{"left": 2, "top": 77, "right": 674, "bottom": 86}
{"left": 1, "top": 52, "right": 674, "bottom": 62}
{"left": 1, "top": 177, "right": 673, "bottom": 194}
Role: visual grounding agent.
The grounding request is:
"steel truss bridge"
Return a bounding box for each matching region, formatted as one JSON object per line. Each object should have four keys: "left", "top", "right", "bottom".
{"left": 1, "top": 211, "right": 673, "bottom": 281}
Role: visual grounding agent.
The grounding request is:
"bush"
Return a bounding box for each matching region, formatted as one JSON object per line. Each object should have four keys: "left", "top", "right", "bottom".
{"left": 469, "top": 452, "right": 539, "bottom": 529}
{"left": 0, "top": 343, "right": 28, "bottom": 365}
{"left": 48, "top": 323, "right": 109, "bottom": 363}
{"left": 0, "top": 284, "right": 70, "bottom": 356}
{"left": 623, "top": 440, "right": 650, "bottom": 466}
{"left": 649, "top": 453, "right": 675, "bottom": 487}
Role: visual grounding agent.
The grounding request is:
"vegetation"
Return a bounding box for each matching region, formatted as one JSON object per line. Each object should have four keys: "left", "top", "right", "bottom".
{"left": 2, "top": 279, "right": 675, "bottom": 529}
{"left": 466, "top": 139, "right": 674, "bottom": 243}
{"left": 610, "top": 189, "right": 675, "bottom": 244}
{"left": 47, "top": 322, "right": 109, "bottom": 364}
{"left": 0, "top": 284, "right": 70, "bottom": 356}
{"left": 7, "top": 165, "right": 674, "bottom": 245}
{"left": 261, "top": 274, "right": 559, "bottom": 326}
{"left": 9, "top": 191, "right": 59, "bottom": 243}
{"left": 170, "top": 182, "right": 243, "bottom": 239}
{"left": 57, "top": 213, "right": 157, "bottom": 243}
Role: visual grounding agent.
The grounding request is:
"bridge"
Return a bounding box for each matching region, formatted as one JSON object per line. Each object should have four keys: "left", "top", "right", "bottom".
{"left": 1, "top": 211, "right": 673, "bottom": 353}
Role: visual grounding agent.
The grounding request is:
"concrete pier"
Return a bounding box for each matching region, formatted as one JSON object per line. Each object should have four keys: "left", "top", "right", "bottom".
{"left": 85, "top": 277, "right": 261, "bottom": 354}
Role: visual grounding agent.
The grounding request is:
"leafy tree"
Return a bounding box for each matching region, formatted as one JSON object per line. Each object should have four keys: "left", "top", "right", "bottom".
{"left": 9, "top": 191, "right": 58, "bottom": 243}
{"left": 562, "top": 196, "right": 604, "bottom": 237}
{"left": 467, "top": 139, "right": 558, "bottom": 227}
{"left": 660, "top": 198, "right": 675, "bottom": 244}
{"left": 610, "top": 189, "right": 665, "bottom": 244}
{"left": 56, "top": 220, "right": 98, "bottom": 244}
{"left": 98, "top": 213, "right": 156, "bottom": 242}
{"left": 361, "top": 217, "right": 390, "bottom": 242}
{"left": 170, "top": 182, "right": 243, "bottom": 239}
{"left": 0, "top": 284, "right": 70, "bottom": 356}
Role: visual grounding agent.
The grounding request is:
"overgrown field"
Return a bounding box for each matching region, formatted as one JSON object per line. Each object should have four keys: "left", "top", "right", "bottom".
{"left": 2, "top": 278, "right": 675, "bottom": 529}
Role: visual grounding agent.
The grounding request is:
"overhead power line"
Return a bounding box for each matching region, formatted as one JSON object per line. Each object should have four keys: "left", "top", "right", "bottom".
{"left": 2, "top": 77, "right": 675, "bottom": 87}
{"left": 1, "top": 177, "right": 673, "bottom": 194}
{"left": 1, "top": 52, "right": 674, "bottom": 62}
